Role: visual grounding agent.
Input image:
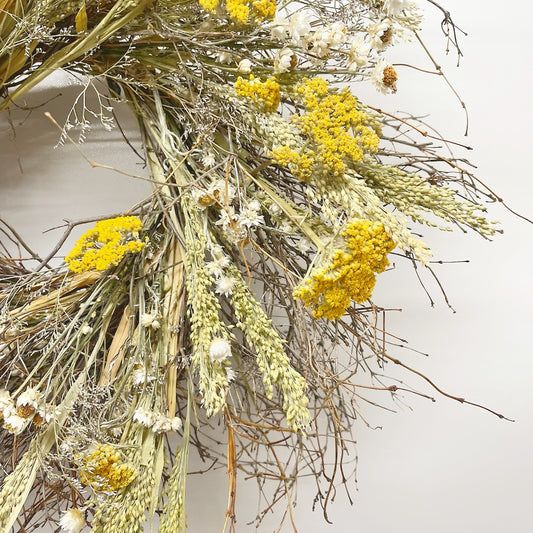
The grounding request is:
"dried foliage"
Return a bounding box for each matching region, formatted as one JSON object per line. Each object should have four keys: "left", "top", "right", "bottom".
{"left": 0, "top": 1, "right": 508, "bottom": 531}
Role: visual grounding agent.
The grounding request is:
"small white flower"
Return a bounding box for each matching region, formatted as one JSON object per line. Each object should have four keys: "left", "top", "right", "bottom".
{"left": 226, "top": 368, "right": 237, "bottom": 383}
{"left": 209, "top": 338, "right": 232, "bottom": 362}
{"left": 141, "top": 312, "right": 160, "bottom": 329}
{"left": 202, "top": 153, "right": 216, "bottom": 168}
{"left": 347, "top": 36, "right": 370, "bottom": 70}
{"left": 132, "top": 364, "right": 150, "bottom": 386}
{"left": 212, "top": 179, "right": 236, "bottom": 203}
{"left": 238, "top": 58, "right": 252, "bottom": 74}
{"left": 3, "top": 413, "right": 28, "bottom": 434}
{"left": 59, "top": 508, "right": 85, "bottom": 533}
{"left": 287, "top": 11, "right": 312, "bottom": 43}
{"left": 36, "top": 405, "right": 54, "bottom": 424}
{"left": 133, "top": 407, "right": 155, "bottom": 427}
{"left": 383, "top": 0, "right": 410, "bottom": 17}
{"left": 367, "top": 18, "right": 394, "bottom": 50}
{"left": 0, "top": 389, "right": 13, "bottom": 411}
{"left": 210, "top": 244, "right": 225, "bottom": 259}
{"left": 306, "top": 22, "right": 347, "bottom": 59}
{"left": 152, "top": 413, "right": 172, "bottom": 433}
{"left": 236, "top": 201, "right": 264, "bottom": 229}
{"left": 80, "top": 324, "right": 93, "bottom": 335}
{"left": 371, "top": 59, "right": 398, "bottom": 94}
{"left": 207, "top": 256, "right": 230, "bottom": 278}
{"left": 274, "top": 47, "right": 296, "bottom": 73}
{"left": 215, "top": 206, "right": 237, "bottom": 231}
{"left": 270, "top": 13, "right": 289, "bottom": 41}
{"left": 17, "top": 388, "right": 42, "bottom": 409}
{"left": 215, "top": 276, "right": 236, "bottom": 297}
{"left": 170, "top": 416, "right": 182, "bottom": 432}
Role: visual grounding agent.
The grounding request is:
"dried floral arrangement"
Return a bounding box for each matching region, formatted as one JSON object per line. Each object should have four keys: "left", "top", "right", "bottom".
{"left": 0, "top": 1, "right": 511, "bottom": 532}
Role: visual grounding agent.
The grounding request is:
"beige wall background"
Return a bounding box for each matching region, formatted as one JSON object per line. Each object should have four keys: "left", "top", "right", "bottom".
{"left": 0, "top": 1, "right": 531, "bottom": 531}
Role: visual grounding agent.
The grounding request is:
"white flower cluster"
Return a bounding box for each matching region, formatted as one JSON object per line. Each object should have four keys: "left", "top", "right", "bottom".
{"left": 0, "top": 388, "right": 53, "bottom": 434}
{"left": 268, "top": 3, "right": 421, "bottom": 94}
{"left": 133, "top": 407, "right": 182, "bottom": 433}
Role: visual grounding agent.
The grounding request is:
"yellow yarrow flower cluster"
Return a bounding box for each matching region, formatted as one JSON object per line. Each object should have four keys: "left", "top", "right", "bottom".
{"left": 226, "top": 0, "right": 249, "bottom": 23}
{"left": 198, "top": 0, "right": 275, "bottom": 24}
{"left": 272, "top": 77, "right": 380, "bottom": 181}
{"left": 294, "top": 220, "right": 395, "bottom": 320}
{"left": 79, "top": 444, "right": 136, "bottom": 492}
{"left": 235, "top": 75, "right": 281, "bottom": 112}
{"left": 65, "top": 216, "right": 146, "bottom": 273}
{"left": 199, "top": 0, "right": 219, "bottom": 12}
{"left": 250, "top": 0, "right": 276, "bottom": 20}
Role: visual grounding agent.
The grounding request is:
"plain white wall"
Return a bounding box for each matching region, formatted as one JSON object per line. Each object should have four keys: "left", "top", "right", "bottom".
{"left": 0, "top": 1, "right": 531, "bottom": 531}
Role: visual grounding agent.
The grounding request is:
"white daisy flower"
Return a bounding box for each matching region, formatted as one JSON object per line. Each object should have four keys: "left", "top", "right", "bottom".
{"left": 347, "top": 36, "right": 370, "bottom": 70}
{"left": 367, "top": 18, "right": 394, "bottom": 50}
{"left": 209, "top": 338, "right": 232, "bottom": 362}
{"left": 270, "top": 13, "right": 289, "bottom": 41}
{"left": 212, "top": 179, "right": 236, "bottom": 203}
{"left": 215, "top": 206, "right": 237, "bottom": 231}
{"left": 207, "top": 255, "right": 230, "bottom": 278}
{"left": 236, "top": 202, "right": 264, "bottom": 229}
{"left": 59, "top": 508, "right": 85, "bottom": 533}
{"left": 371, "top": 60, "right": 398, "bottom": 93}
{"left": 274, "top": 47, "right": 296, "bottom": 74}
{"left": 3, "top": 413, "right": 29, "bottom": 434}
{"left": 132, "top": 364, "right": 150, "bottom": 386}
{"left": 17, "top": 388, "right": 43, "bottom": 409}
{"left": 202, "top": 153, "right": 217, "bottom": 168}
{"left": 0, "top": 389, "right": 13, "bottom": 411}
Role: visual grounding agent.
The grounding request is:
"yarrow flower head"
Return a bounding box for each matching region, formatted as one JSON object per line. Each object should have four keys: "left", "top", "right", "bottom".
{"left": 294, "top": 220, "right": 395, "bottom": 320}
{"left": 79, "top": 443, "right": 136, "bottom": 492}
{"left": 65, "top": 216, "right": 146, "bottom": 273}
{"left": 272, "top": 77, "right": 380, "bottom": 180}
{"left": 235, "top": 75, "right": 281, "bottom": 112}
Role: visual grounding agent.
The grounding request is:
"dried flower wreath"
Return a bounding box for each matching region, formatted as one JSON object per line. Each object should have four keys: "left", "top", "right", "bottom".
{"left": 0, "top": 1, "right": 511, "bottom": 532}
